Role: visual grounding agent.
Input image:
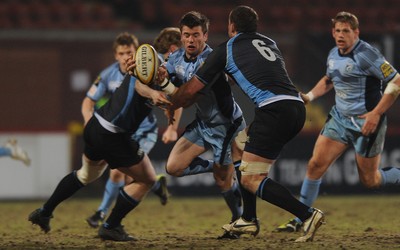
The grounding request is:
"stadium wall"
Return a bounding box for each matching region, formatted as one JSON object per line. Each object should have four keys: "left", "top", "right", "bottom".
{"left": 0, "top": 133, "right": 70, "bottom": 199}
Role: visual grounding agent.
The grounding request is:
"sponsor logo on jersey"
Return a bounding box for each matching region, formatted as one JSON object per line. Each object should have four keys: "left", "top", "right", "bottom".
{"left": 328, "top": 59, "right": 335, "bottom": 69}
{"left": 380, "top": 61, "right": 394, "bottom": 78}
{"left": 345, "top": 63, "right": 354, "bottom": 73}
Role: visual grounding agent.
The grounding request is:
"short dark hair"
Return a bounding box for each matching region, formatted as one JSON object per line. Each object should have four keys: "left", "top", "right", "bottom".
{"left": 179, "top": 11, "right": 209, "bottom": 34}
{"left": 229, "top": 5, "right": 258, "bottom": 33}
{"left": 153, "top": 27, "right": 182, "bottom": 54}
{"left": 332, "top": 11, "right": 359, "bottom": 30}
{"left": 113, "top": 32, "right": 139, "bottom": 52}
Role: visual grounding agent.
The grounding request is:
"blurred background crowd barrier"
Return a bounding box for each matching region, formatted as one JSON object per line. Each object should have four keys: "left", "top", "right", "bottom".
{"left": 0, "top": 0, "right": 399, "bottom": 198}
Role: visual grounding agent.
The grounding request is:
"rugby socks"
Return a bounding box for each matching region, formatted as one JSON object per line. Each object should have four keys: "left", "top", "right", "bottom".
{"left": 98, "top": 179, "right": 125, "bottom": 215}
{"left": 379, "top": 166, "right": 400, "bottom": 186}
{"left": 235, "top": 161, "right": 258, "bottom": 222}
{"left": 103, "top": 189, "right": 139, "bottom": 229}
{"left": 181, "top": 157, "right": 213, "bottom": 176}
{"left": 41, "top": 171, "right": 85, "bottom": 217}
{"left": 300, "top": 177, "right": 322, "bottom": 206}
{"left": 256, "top": 177, "right": 313, "bottom": 222}
{"left": 221, "top": 181, "right": 243, "bottom": 222}
{"left": 0, "top": 147, "right": 11, "bottom": 157}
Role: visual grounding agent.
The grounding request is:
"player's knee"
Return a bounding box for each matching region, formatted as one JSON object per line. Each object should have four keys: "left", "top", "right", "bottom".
{"left": 213, "top": 164, "right": 231, "bottom": 188}
{"left": 165, "top": 164, "right": 182, "bottom": 177}
{"left": 307, "top": 159, "right": 325, "bottom": 177}
{"left": 77, "top": 159, "right": 107, "bottom": 185}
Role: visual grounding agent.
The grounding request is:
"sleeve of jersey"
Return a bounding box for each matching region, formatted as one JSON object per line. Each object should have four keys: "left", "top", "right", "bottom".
{"left": 87, "top": 72, "right": 107, "bottom": 101}
{"left": 359, "top": 48, "right": 398, "bottom": 82}
{"left": 195, "top": 44, "right": 227, "bottom": 86}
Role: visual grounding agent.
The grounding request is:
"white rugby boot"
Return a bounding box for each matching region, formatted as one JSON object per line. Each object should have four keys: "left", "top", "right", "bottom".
{"left": 222, "top": 217, "right": 260, "bottom": 236}
{"left": 295, "top": 208, "right": 325, "bottom": 242}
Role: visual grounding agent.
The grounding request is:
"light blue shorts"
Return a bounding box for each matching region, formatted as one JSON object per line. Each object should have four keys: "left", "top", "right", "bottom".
{"left": 183, "top": 117, "right": 246, "bottom": 165}
{"left": 321, "top": 106, "right": 386, "bottom": 158}
{"left": 131, "top": 117, "right": 158, "bottom": 155}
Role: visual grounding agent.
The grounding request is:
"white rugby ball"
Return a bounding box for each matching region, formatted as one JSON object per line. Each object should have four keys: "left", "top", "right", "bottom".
{"left": 134, "top": 44, "right": 159, "bottom": 85}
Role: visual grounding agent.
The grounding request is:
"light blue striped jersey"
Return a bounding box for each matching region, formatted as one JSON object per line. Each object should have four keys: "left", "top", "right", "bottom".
{"left": 165, "top": 45, "right": 243, "bottom": 125}
{"left": 326, "top": 39, "right": 398, "bottom": 116}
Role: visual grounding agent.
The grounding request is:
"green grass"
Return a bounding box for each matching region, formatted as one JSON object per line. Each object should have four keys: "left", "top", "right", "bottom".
{"left": 1, "top": 195, "right": 399, "bottom": 249}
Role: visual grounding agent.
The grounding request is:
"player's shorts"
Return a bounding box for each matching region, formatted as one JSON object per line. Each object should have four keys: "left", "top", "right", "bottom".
{"left": 245, "top": 100, "right": 306, "bottom": 160}
{"left": 83, "top": 116, "right": 144, "bottom": 169}
{"left": 183, "top": 116, "right": 246, "bottom": 165}
{"left": 131, "top": 114, "right": 158, "bottom": 154}
{"left": 321, "top": 106, "right": 387, "bottom": 157}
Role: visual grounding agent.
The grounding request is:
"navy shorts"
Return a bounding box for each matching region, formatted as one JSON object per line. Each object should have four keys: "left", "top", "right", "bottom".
{"left": 245, "top": 100, "right": 306, "bottom": 160}
{"left": 83, "top": 117, "right": 144, "bottom": 169}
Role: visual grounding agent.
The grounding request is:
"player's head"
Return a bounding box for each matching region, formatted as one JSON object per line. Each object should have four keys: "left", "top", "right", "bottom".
{"left": 179, "top": 11, "right": 209, "bottom": 59}
{"left": 331, "top": 12, "right": 360, "bottom": 54}
{"left": 153, "top": 27, "right": 182, "bottom": 61}
{"left": 332, "top": 11, "right": 359, "bottom": 30}
{"left": 113, "top": 32, "right": 139, "bottom": 72}
{"left": 228, "top": 5, "right": 258, "bottom": 37}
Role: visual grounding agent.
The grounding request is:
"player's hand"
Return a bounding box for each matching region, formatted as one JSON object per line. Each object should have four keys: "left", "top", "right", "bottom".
{"left": 155, "top": 66, "right": 168, "bottom": 85}
{"left": 150, "top": 91, "right": 172, "bottom": 107}
{"left": 125, "top": 55, "right": 136, "bottom": 76}
{"left": 300, "top": 92, "right": 311, "bottom": 105}
{"left": 359, "top": 111, "right": 380, "bottom": 136}
{"left": 162, "top": 126, "right": 178, "bottom": 144}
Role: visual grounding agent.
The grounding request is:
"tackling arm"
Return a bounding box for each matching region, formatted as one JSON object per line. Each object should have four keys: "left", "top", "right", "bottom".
{"left": 169, "top": 76, "right": 205, "bottom": 109}
{"left": 134, "top": 79, "right": 171, "bottom": 107}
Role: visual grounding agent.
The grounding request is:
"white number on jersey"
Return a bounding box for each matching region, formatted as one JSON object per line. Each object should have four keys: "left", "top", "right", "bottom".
{"left": 252, "top": 39, "right": 276, "bottom": 61}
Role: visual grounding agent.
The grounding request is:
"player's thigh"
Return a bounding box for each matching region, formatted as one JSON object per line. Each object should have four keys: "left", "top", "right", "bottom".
{"left": 307, "top": 134, "right": 348, "bottom": 178}
{"left": 118, "top": 154, "right": 156, "bottom": 185}
{"left": 166, "top": 136, "right": 206, "bottom": 172}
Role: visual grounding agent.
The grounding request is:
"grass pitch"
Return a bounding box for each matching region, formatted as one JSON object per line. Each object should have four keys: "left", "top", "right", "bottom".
{"left": 1, "top": 195, "right": 399, "bottom": 249}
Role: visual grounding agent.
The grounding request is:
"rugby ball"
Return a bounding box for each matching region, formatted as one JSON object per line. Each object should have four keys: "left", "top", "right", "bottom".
{"left": 134, "top": 44, "right": 159, "bottom": 85}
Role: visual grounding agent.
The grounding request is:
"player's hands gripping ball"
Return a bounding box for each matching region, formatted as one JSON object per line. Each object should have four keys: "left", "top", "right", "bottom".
{"left": 134, "top": 44, "right": 160, "bottom": 85}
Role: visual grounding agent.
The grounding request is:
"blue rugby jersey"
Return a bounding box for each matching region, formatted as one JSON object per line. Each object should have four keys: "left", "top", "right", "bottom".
{"left": 86, "top": 62, "right": 156, "bottom": 133}
{"left": 326, "top": 39, "right": 398, "bottom": 116}
{"left": 165, "top": 45, "right": 243, "bottom": 124}
{"left": 194, "top": 33, "right": 302, "bottom": 108}
{"left": 94, "top": 74, "right": 153, "bottom": 133}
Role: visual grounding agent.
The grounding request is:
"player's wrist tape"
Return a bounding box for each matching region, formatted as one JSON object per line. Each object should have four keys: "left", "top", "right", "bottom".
{"left": 306, "top": 91, "right": 315, "bottom": 101}
{"left": 160, "top": 78, "right": 176, "bottom": 95}
{"left": 384, "top": 82, "right": 400, "bottom": 97}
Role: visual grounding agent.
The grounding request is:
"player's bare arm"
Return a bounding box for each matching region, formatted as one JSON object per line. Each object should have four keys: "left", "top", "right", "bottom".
{"left": 169, "top": 76, "right": 205, "bottom": 109}
{"left": 162, "top": 107, "right": 182, "bottom": 143}
{"left": 360, "top": 73, "right": 400, "bottom": 135}
{"left": 301, "top": 75, "right": 334, "bottom": 104}
{"left": 134, "top": 79, "right": 171, "bottom": 107}
{"left": 81, "top": 97, "right": 96, "bottom": 125}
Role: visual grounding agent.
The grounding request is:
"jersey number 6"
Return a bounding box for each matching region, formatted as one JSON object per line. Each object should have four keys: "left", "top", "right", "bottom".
{"left": 252, "top": 39, "right": 276, "bottom": 62}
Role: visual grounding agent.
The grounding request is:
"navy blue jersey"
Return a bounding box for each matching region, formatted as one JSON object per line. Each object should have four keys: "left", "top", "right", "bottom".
{"left": 195, "top": 33, "right": 302, "bottom": 107}
{"left": 94, "top": 75, "right": 152, "bottom": 134}
{"left": 86, "top": 62, "right": 157, "bottom": 134}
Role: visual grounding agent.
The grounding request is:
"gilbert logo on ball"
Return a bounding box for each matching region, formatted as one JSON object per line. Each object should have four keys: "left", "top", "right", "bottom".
{"left": 134, "top": 44, "right": 159, "bottom": 85}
